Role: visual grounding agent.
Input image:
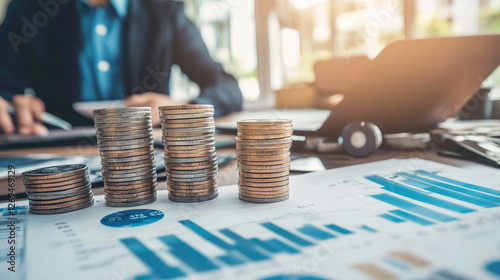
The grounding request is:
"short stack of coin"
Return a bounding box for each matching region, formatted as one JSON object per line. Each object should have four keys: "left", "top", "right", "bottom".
{"left": 159, "top": 104, "right": 218, "bottom": 203}
{"left": 93, "top": 107, "right": 157, "bottom": 207}
{"left": 236, "top": 119, "right": 293, "bottom": 203}
{"left": 23, "top": 164, "right": 94, "bottom": 214}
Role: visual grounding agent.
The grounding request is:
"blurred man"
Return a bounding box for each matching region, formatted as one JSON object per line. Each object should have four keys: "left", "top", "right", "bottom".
{"left": 0, "top": 0, "right": 243, "bottom": 135}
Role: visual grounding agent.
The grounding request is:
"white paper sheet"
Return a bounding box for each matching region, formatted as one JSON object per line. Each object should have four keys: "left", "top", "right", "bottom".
{"left": 1, "top": 159, "right": 500, "bottom": 280}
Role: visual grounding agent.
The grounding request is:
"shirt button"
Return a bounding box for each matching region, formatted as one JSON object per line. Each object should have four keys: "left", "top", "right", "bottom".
{"left": 95, "top": 24, "right": 107, "bottom": 36}
{"left": 98, "top": 61, "right": 110, "bottom": 72}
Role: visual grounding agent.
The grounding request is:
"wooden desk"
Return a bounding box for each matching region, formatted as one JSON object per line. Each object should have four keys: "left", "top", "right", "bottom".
{"left": 1, "top": 136, "right": 496, "bottom": 202}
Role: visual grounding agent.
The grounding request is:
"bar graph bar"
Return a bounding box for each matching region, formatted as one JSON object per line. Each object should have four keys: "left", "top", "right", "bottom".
{"left": 433, "top": 269, "right": 470, "bottom": 280}
{"left": 179, "top": 220, "right": 232, "bottom": 250}
{"left": 324, "top": 224, "right": 354, "bottom": 235}
{"left": 261, "top": 222, "right": 314, "bottom": 247}
{"left": 388, "top": 251, "right": 430, "bottom": 267}
{"left": 261, "top": 238, "right": 300, "bottom": 254}
{"left": 383, "top": 258, "right": 410, "bottom": 271}
{"left": 353, "top": 263, "right": 397, "bottom": 280}
{"left": 389, "top": 209, "right": 436, "bottom": 226}
{"left": 120, "top": 237, "right": 185, "bottom": 279}
{"left": 371, "top": 193, "right": 457, "bottom": 222}
{"left": 415, "top": 170, "right": 500, "bottom": 197}
{"left": 366, "top": 175, "right": 476, "bottom": 214}
{"left": 297, "top": 224, "right": 336, "bottom": 240}
{"left": 360, "top": 225, "right": 377, "bottom": 233}
{"left": 219, "top": 229, "right": 270, "bottom": 261}
{"left": 398, "top": 173, "right": 500, "bottom": 203}
{"left": 250, "top": 238, "right": 280, "bottom": 254}
{"left": 158, "top": 235, "right": 218, "bottom": 272}
{"left": 401, "top": 179, "right": 498, "bottom": 208}
{"left": 379, "top": 213, "right": 406, "bottom": 223}
{"left": 0, "top": 205, "right": 28, "bottom": 216}
{"left": 485, "top": 260, "right": 500, "bottom": 277}
{"left": 217, "top": 253, "right": 245, "bottom": 266}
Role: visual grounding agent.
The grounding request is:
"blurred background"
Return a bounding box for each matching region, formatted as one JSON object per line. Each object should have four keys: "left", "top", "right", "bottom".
{"left": 2, "top": 0, "right": 500, "bottom": 110}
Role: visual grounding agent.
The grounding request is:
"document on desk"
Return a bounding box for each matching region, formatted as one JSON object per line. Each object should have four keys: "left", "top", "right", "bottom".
{"left": 0, "top": 127, "right": 97, "bottom": 149}
{"left": 1, "top": 159, "right": 500, "bottom": 280}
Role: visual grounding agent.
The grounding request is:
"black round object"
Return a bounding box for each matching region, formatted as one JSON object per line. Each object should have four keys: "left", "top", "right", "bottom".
{"left": 341, "top": 122, "right": 382, "bottom": 158}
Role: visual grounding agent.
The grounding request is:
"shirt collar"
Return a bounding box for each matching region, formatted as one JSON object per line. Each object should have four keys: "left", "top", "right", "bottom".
{"left": 81, "top": 0, "right": 129, "bottom": 18}
{"left": 110, "top": 0, "right": 128, "bottom": 18}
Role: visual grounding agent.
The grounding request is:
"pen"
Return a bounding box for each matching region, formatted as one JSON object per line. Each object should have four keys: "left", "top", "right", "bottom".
{"left": 6, "top": 88, "right": 73, "bottom": 131}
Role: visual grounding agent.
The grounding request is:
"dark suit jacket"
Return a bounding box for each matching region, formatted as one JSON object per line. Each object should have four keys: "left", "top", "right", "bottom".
{"left": 0, "top": 0, "right": 242, "bottom": 125}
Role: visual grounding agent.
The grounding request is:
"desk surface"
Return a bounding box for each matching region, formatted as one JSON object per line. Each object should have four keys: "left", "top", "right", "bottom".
{"left": 0, "top": 133, "right": 496, "bottom": 201}
{"left": 1, "top": 133, "right": 499, "bottom": 279}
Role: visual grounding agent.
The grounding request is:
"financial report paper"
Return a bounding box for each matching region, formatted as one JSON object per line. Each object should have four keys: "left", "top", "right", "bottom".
{"left": 1, "top": 159, "right": 500, "bottom": 280}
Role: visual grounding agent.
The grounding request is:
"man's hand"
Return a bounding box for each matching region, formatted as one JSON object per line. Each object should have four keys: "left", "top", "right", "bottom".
{"left": 125, "top": 92, "right": 187, "bottom": 126}
{"left": 0, "top": 95, "right": 48, "bottom": 136}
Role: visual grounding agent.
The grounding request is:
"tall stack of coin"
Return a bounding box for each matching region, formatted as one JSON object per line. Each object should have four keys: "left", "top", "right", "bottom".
{"left": 23, "top": 164, "right": 94, "bottom": 214}
{"left": 93, "top": 107, "right": 157, "bottom": 207}
{"left": 236, "top": 119, "right": 293, "bottom": 203}
{"left": 159, "top": 104, "right": 218, "bottom": 203}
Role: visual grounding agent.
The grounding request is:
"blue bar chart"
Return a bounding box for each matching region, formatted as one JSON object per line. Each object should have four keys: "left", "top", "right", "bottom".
{"left": 0, "top": 205, "right": 28, "bottom": 216}
{"left": 119, "top": 219, "right": 364, "bottom": 279}
{"left": 116, "top": 170, "right": 499, "bottom": 280}
{"left": 367, "top": 170, "right": 500, "bottom": 226}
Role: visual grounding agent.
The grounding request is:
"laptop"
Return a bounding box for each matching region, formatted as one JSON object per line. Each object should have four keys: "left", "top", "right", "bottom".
{"left": 216, "top": 35, "right": 500, "bottom": 139}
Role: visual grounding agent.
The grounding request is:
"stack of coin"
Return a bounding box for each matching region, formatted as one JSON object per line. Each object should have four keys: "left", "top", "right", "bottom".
{"left": 93, "top": 107, "right": 157, "bottom": 207}
{"left": 23, "top": 164, "right": 94, "bottom": 214}
{"left": 236, "top": 119, "right": 293, "bottom": 203}
{"left": 159, "top": 104, "right": 218, "bottom": 203}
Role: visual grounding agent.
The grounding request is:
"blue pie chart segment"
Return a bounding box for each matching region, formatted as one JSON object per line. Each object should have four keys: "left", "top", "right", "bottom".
{"left": 486, "top": 260, "right": 500, "bottom": 278}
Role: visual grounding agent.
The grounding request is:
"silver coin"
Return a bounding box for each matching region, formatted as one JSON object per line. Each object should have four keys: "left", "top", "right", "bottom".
{"left": 104, "top": 179, "right": 158, "bottom": 190}
{"left": 162, "top": 135, "right": 215, "bottom": 142}
{"left": 167, "top": 166, "right": 218, "bottom": 175}
{"left": 165, "top": 139, "right": 215, "bottom": 147}
{"left": 165, "top": 154, "right": 217, "bottom": 163}
{"left": 103, "top": 173, "right": 157, "bottom": 183}
{"left": 162, "top": 126, "right": 215, "bottom": 133}
{"left": 164, "top": 143, "right": 216, "bottom": 151}
{"left": 105, "top": 191, "right": 157, "bottom": 203}
{"left": 96, "top": 133, "right": 153, "bottom": 141}
{"left": 102, "top": 167, "right": 157, "bottom": 178}
{"left": 162, "top": 117, "right": 215, "bottom": 124}
{"left": 26, "top": 184, "right": 92, "bottom": 200}
{"left": 104, "top": 185, "right": 156, "bottom": 195}
{"left": 101, "top": 152, "right": 155, "bottom": 162}
{"left": 97, "top": 138, "right": 153, "bottom": 147}
{"left": 25, "top": 181, "right": 91, "bottom": 193}
{"left": 161, "top": 121, "right": 215, "bottom": 129}
{"left": 102, "top": 164, "right": 156, "bottom": 174}
{"left": 167, "top": 174, "right": 217, "bottom": 183}
{"left": 160, "top": 112, "right": 213, "bottom": 120}
{"left": 158, "top": 109, "right": 214, "bottom": 115}
{"left": 98, "top": 142, "right": 154, "bottom": 151}
{"left": 167, "top": 170, "right": 218, "bottom": 179}
{"left": 238, "top": 194, "right": 289, "bottom": 204}
{"left": 22, "top": 164, "right": 88, "bottom": 178}
{"left": 105, "top": 196, "right": 156, "bottom": 207}
{"left": 29, "top": 199, "right": 94, "bottom": 215}
{"left": 93, "top": 107, "right": 151, "bottom": 114}
{"left": 95, "top": 126, "right": 153, "bottom": 133}
{"left": 168, "top": 192, "right": 218, "bottom": 203}
{"left": 93, "top": 115, "right": 151, "bottom": 122}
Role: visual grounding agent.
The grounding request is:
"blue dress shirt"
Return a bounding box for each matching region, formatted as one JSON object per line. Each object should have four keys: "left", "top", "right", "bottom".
{"left": 77, "top": 0, "right": 128, "bottom": 101}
